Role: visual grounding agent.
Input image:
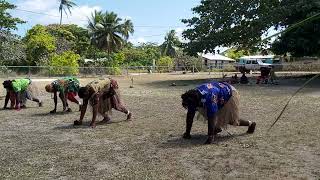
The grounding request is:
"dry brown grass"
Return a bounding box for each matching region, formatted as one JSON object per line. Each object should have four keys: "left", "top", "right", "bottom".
{"left": 0, "top": 74, "right": 319, "bottom": 179}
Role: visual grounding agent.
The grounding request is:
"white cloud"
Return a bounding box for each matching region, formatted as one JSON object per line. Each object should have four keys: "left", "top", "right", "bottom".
{"left": 17, "top": 0, "right": 57, "bottom": 11}
{"left": 121, "top": 16, "right": 132, "bottom": 20}
{"left": 129, "top": 37, "right": 147, "bottom": 45}
{"left": 15, "top": 0, "right": 101, "bottom": 27}
{"left": 45, "top": 5, "right": 102, "bottom": 27}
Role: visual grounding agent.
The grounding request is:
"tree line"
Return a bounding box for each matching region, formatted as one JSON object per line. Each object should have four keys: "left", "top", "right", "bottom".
{"left": 1, "top": 0, "right": 319, "bottom": 75}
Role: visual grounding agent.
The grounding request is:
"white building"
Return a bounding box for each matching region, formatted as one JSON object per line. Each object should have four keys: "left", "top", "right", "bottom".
{"left": 201, "top": 53, "right": 235, "bottom": 69}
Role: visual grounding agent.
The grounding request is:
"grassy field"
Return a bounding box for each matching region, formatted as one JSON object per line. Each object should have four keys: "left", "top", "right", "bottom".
{"left": 0, "top": 74, "right": 319, "bottom": 179}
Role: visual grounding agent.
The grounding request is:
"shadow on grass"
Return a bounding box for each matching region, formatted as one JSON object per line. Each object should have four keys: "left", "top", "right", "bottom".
{"left": 54, "top": 123, "right": 91, "bottom": 130}
{"left": 145, "top": 75, "right": 320, "bottom": 91}
{"left": 53, "top": 120, "right": 128, "bottom": 130}
{"left": 145, "top": 78, "right": 219, "bottom": 88}
{"left": 160, "top": 132, "right": 249, "bottom": 148}
{"left": 31, "top": 111, "right": 76, "bottom": 117}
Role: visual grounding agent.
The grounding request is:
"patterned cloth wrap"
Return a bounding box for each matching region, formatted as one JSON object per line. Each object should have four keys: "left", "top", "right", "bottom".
{"left": 191, "top": 81, "right": 233, "bottom": 119}
{"left": 52, "top": 77, "right": 80, "bottom": 94}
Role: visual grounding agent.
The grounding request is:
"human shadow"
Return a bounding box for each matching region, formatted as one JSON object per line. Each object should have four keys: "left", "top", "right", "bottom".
{"left": 31, "top": 111, "right": 75, "bottom": 117}
{"left": 160, "top": 132, "right": 249, "bottom": 149}
{"left": 54, "top": 122, "right": 91, "bottom": 130}
{"left": 145, "top": 75, "right": 320, "bottom": 91}
{"left": 53, "top": 119, "right": 128, "bottom": 130}
{"left": 146, "top": 78, "right": 219, "bottom": 89}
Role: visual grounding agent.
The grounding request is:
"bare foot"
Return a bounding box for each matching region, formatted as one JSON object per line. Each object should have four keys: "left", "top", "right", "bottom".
{"left": 126, "top": 112, "right": 132, "bottom": 121}
{"left": 73, "top": 120, "right": 82, "bottom": 126}
{"left": 98, "top": 117, "right": 111, "bottom": 124}
{"left": 90, "top": 122, "right": 96, "bottom": 128}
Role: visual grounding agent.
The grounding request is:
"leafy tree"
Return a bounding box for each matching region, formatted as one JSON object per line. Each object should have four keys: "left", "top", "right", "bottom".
{"left": 174, "top": 50, "right": 203, "bottom": 71}
{"left": 160, "top": 30, "right": 181, "bottom": 57}
{"left": 157, "top": 56, "right": 173, "bottom": 72}
{"left": 47, "top": 24, "right": 74, "bottom": 54}
{"left": 88, "top": 11, "right": 134, "bottom": 55}
{"left": 46, "top": 24, "right": 90, "bottom": 55}
{"left": 271, "top": 0, "right": 320, "bottom": 57}
{"left": 62, "top": 24, "right": 90, "bottom": 56}
{"left": 50, "top": 51, "right": 80, "bottom": 75}
{"left": 0, "top": 0, "right": 25, "bottom": 31}
{"left": 121, "top": 43, "right": 161, "bottom": 66}
{"left": 224, "top": 48, "right": 250, "bottom": 61}
{"left": 0, "top": 31, "right": 26, "bottom": 66}
{"left": 121, "top": 48, "right": 148, "bottom": 66}
{"left": 58, "top": 0, "right": 76, "bottom": 25}
{"left": 181, "top": 0, "right": 283, "bottom": 55}
{"left": 113, "top": 52, "right": 125, "bottom": 65}
{"left": 24, "top": 25, "right": 56, "bottom": 66}
{"left": 46, "top": 24, "right": 75, "bottom": 40}
{"left": 182, "top": 0, "right": 320, "bottom": 57}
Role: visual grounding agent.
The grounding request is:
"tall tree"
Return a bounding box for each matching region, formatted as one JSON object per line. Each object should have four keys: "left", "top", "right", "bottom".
{"left": 160, "top": 30, "right": 181, "bottom": 57}
{"left": 0, "top": 31, "right": 26, "bottom": 66}
{"left": 181, "top": 0, "right": 281, "bottom": 55}
{"left": 24, "top": 25, "right": 56, "bottom": 66}
{"left": 58, "top": 0, "right": 76, "bottom": 25}
{"left": 271, "top": 0, "right": 320, "bottom": 57}
{"left": 182, "top": 0, "right": 320, "bottom": 57}
{"left": 87, "top": 11, "right": 134, "bottom": 56}
{"left": 0, "top": 0, "right": 25, "bottom": 31}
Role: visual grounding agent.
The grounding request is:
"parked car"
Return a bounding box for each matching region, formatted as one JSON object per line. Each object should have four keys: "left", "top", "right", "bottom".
{"left": 235, "top": 55, "right": 282, "bottom": 73}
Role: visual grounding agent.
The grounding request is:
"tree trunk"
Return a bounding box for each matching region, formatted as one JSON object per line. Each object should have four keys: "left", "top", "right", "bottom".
{"left": 60, "top": 10, "right": 63, "bottom": 25}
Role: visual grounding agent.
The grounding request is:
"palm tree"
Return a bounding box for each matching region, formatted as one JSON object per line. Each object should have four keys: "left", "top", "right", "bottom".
{"left": 59, "top": 0, "right": 77, "bottom": 25}
{"left": 88, "top": 11, "right": 134, "bottom": 55}
{"left": 161, "top": 30, "right": 181, "bottom": 57}
{"left": 122, "top": 19, "right": 134, "bottom": 40}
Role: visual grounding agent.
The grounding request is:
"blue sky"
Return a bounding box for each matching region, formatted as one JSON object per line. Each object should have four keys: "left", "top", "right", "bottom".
{"left": 8, "top": 0, "right": 200, "bottom": 45}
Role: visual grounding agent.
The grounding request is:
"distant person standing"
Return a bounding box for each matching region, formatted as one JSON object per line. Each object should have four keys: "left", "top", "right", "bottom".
{"left": 269, "top": 66, "right": 277, "bottom": 84}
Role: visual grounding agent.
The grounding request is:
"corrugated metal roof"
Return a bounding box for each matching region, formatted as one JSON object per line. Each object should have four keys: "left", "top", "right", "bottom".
{"left": 201, "top": 53, "right": 235, "bottom": 61}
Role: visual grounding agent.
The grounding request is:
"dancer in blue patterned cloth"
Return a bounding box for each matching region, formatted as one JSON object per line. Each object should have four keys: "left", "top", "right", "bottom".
{"left": 181, "top": 81, "right": 256, "bottom": 144}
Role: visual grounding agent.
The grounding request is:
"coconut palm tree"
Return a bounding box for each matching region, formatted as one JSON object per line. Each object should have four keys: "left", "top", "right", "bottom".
{"left": 161, "top": 30, "right": 181, "bottom": 57}
{"left": 87, "top": 11, "right": 134, "bottom": 55}
{"left": 59, "top": 0, "right": 77, "bottom": 25}
{"left": 122, "top": 19, "right": 134, "bottom": 40}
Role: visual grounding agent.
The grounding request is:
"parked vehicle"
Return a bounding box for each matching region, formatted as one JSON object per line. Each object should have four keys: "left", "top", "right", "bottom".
{"left": 235, "top": 55, "right": 282, "bottom": 73}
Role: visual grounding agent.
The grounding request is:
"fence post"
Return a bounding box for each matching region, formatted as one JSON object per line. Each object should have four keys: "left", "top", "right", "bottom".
{"left": 126, "top": 65, "right": 129, "bottom": 76}
{"left": 222, "top": 68, "right": 224, "bottom": 78}
{"left": 28, "top": 66, "right": 31, "bottom": 78}
{"left": 192, "top": 65, "right": 195, "bottom": 75}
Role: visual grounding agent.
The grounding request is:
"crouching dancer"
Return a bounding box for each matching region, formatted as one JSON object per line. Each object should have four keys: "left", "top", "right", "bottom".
{"left": 74, "top": 78, "right": 132, "bottom": 128}
{"left": 3, "top": 80, "right": 16, "bottom": 109}
{"left": 181, "top": 81, "right": 256, "bottom": 144}
{"left": 45, "top": 77, "right": 81, "bottom": 113}
{"left": 3, "top": 79, "right": 42, "bottom": 110}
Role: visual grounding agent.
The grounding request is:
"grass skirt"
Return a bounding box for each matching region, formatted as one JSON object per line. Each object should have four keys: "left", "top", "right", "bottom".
{"left": 197, "top": 89, "right": 240, "bottom": 129}
{"left": 90, "top": 89, "right": 121, "bottom": 117}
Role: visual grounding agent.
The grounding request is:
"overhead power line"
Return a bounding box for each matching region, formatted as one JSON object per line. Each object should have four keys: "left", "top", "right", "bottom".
{"left": 14, "top": 8, "right": 185, "bottom": 28}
